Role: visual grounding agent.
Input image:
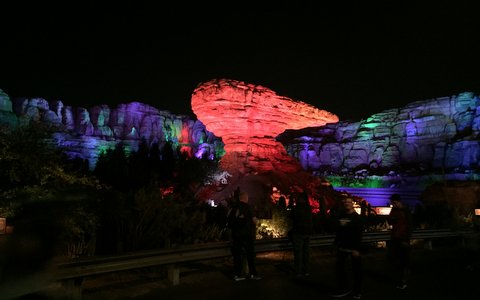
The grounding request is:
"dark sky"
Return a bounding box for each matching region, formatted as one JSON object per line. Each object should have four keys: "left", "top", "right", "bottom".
{"left": 1, "top": 1, "right": 479, "bottom": 121}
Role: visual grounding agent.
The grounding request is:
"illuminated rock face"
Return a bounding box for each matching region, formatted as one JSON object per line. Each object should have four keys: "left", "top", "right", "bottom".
{"left": 191, "top": 79, "right": 339, "bottom": 175}
{"left": 0, "top": 89, "right": 17, "bottom": 127}
{"left": 2, "top": 96, "right": 223, "bottom": 169}
{"left": 279, "top": 92, "right": 480, "bottom": 177}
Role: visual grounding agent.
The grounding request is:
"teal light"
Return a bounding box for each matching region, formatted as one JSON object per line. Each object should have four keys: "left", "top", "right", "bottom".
{"left": 326, "top": 176, "right": 386, "bottom": 188}
{"left": 361, "top": 122, "right": 379, "bottom": 129}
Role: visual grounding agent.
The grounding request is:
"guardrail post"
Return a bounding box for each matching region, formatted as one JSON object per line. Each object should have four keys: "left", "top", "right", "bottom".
{"left": 61, "top": 278, "right": 83, "bottom": 300}
{"left": 424, "top": 239, "right": 433, "bottom": 250}
{"left": 168, "top": 264, "right": 180, "bottom": 286}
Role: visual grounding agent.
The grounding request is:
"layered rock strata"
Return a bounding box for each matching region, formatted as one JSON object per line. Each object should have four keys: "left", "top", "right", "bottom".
{"left": 191, "top": 79, "right": 339, "bottom": 175}
{"left": 278, "top": 92, "right": 480, "bottom": 177}
{"left": 0, "top": 91, "right": 223, "bottom": 169}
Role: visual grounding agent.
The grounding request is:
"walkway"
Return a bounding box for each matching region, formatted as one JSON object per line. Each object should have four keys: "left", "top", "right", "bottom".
{"left": 81, "top": 239, "right": 479, "bottom": 300}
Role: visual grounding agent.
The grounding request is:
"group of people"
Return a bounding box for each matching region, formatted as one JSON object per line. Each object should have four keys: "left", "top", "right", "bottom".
{"left": 225, "top": 189, "right": 413, "bottom": 300}
{"left": 330, "top": 193, "right": 414, "bottom": 299}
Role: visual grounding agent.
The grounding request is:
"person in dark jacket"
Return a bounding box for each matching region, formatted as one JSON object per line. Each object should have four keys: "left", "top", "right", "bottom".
{"left": 290, "top": 191, "right": 313, "bottom": 277}
{"left": 331, "top": 197, "right": 364, "bottom": 299}
{"left": 226, "top": 189, "right": 261, "bottom": 281}
{"left": 388, "top": 193, "right": 413, "bottom": 289}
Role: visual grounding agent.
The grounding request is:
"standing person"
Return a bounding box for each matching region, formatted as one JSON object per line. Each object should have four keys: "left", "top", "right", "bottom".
{"left": 226, "top": 189, "right": 262, "bottom": 281}
{"left": 388, "top": 193, "right": 413, "bottom": 289}
{"left": 278, "top": 196, "right": 287, "bottom": 209}
{"left": 331, "top": 197, "right": 364, "bottom": 299}
{"left": 290, "top": 191, "right": 313, "bottom": 278}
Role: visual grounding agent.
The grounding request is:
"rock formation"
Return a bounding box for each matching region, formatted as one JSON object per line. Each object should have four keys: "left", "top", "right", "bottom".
{"left": 0, "top": 89, "right": 17, "bottom": 127}
{"left": 278, "top": 92, "right": 480, "bottom": 180}
{"left": 190, "top": 79, "right": 340, "bottom": 209}
{"left": 0, "top": 92, "right": 224, "bottom": 169}
{"left": 191, "top": 79, "right": 339, "bottom": 176}
{"left": 4, "top": 83, "right": 480, "bottom": 209}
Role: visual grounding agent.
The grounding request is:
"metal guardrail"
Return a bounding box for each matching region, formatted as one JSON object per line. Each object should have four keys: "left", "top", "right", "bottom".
{"left": 55, "top": 228, "right": 475, "bottom": 299}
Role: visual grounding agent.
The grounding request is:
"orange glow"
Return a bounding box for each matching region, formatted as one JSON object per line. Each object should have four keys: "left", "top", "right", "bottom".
{"left": 191, "top": 79, "right": 339, "bottom": 175}
{"left": 375, "top": 206, "right": 393, "bottom": 215}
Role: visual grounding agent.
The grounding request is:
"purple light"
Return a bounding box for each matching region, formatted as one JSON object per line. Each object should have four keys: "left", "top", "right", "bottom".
{"left": 334, "top": 187, "right": 422, "bottom": 208}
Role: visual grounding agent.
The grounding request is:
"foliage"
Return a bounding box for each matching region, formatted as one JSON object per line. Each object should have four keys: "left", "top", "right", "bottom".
{"left": 93, "top": 140, "right": 218, "bottom": 195}
{"left": 257, "top": 205, "right": 292, "bottom": 239}
{"left": 93, "top": 142, "right": 130, "bottom": 191}
{"left": 0, "top": 123, "right": 220, "bottom": 257}
{"left": 61, "top": 202, "right": 98, "bottom": 258}
{"left": 124, "top": 186, "right": 188, "bottom": 249}
{"left": 0, "top": 123, "right": 103, "bottom": 260}
{"left": 96, "top": 186, "right": 226, "bottom": 252}
{"left": 0, "top": 123, "right": 100, "bottom": 217}
{"left": 91, "top": 139, "right": 223, "bottom": 249}
{"left": 326, "top": 175, "right": 386, "bottom": 188}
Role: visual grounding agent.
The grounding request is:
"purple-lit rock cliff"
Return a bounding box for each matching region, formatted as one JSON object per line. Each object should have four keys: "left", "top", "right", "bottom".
{"left": 2, "top": 86, "right": 480, "bottom": 186}
{"left": 0, "top": 89, "right": 224, "bottom": 169}
{"left": 278, "top": 92, "right": 480, "bottom": 181}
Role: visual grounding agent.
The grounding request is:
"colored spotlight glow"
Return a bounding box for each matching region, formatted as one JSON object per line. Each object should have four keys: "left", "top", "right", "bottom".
{"left": 374, "top": 206, "right": 392, "bottom": 215}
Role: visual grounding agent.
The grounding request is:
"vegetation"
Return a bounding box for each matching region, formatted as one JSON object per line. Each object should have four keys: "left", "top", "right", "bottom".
{"left": 0, "top": 123, "right": 100, "bottom": 261}
{"left": 3, "top": 122, "right": 476, "bottom": 262}
{"left": 91, "top": 139, "right": 224, "bottom": 253}
{"left": 0, "top": 123, "right": 226, "bottom": 259}
{"left": 326, "top": 175, "right": 386, "bottom": 188}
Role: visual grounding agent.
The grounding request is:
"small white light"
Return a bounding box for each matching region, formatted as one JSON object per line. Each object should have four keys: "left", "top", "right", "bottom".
{"left": 207, "top": 200, "right": 217, "bottom": 207}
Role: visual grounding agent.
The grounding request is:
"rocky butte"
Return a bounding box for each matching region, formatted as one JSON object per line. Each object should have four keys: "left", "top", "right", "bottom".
{"left": 2, "top": 84, "right": 480, "bottom": 211}
{"left": 278, "top": 91, "right": 480, "bottom": 181}
{"left": 191, "top": 78, "right": 339, "bottom": 175}
{"left": 191, "top": 79, "right": 340, "bottom": 205}
{"left": 0, "top": 89, "right": 224, "bottom": 170}
{"left": 277, "top": 92, "right": 480, "bottom": 212}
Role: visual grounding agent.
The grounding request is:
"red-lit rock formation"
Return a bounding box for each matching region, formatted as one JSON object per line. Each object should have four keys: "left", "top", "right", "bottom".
{"left": 191, "top": 79, "right": 339, "bottom": 176}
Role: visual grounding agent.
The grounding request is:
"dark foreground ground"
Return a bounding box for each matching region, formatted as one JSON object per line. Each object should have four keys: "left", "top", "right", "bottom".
{"left": 78, "top": 239, "right": 480, "bottom": 300}
{"left": 4, "top": 238, "right": 480, "bottom": 300}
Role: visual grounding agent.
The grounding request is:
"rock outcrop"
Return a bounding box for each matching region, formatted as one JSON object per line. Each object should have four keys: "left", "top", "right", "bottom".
{"left": 3, "top": 83, "right": 480, "bottom": 196}
{"left": 0, "top": 89, "right": 18, "bottom": 128}
{"left": 191, "top": 79, "right": 339, "bottom": 176}
{"left": 2, "top": 94, "right": 223, "bottom": 169}
{"left": 278, "top": 92, "right": 480, "bottom": 178}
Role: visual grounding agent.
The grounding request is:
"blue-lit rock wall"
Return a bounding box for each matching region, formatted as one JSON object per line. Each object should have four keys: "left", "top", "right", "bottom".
{"left": 278, "top": 92, "right": 480, "bottom": 178}
{"left": 3, "top": 88, "right": 480, "bottom": 181}
{"left": 0, "top": 89, "right": 224, "bottom": 169}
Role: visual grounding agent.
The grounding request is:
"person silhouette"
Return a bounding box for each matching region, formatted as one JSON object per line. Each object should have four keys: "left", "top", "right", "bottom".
{"left": 290, "top": 191, "right": 313, "bottom": 278}
{"left": 226, "top": 189, "right": 261, "bottom": 281}
{"left": 330, "top": 197, "right": 364, "bottom": 299}
{"left": 388, "top": 193, "right": 413, "bottom": 289}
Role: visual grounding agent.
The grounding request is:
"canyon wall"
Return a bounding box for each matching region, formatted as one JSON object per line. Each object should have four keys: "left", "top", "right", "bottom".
{"left": 278, "top": 92, "right": 480, "bottom": 180}
{"left": 0, "top": 89, "right": 224, "bottom": 169}
{"left": 3, "top": 86, "right": 480, "bottom": 184}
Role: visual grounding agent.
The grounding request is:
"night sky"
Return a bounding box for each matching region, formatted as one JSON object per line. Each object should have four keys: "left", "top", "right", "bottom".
{"left": 1, "top": 1, "right": 478, "bottom": 121}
